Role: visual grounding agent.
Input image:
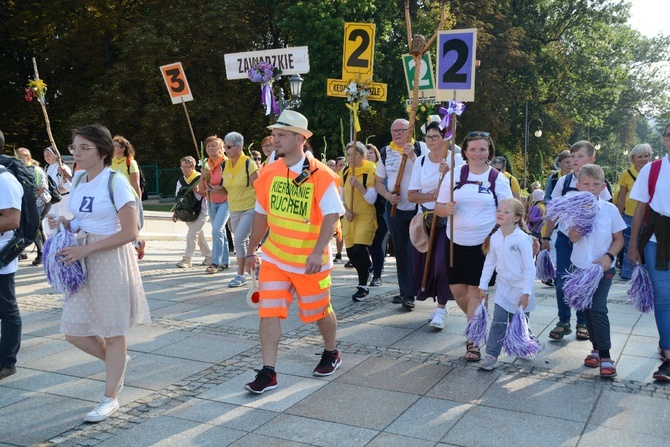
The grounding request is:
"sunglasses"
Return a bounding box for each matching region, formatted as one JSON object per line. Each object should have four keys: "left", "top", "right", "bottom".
{"left": 467, "top": 131, "right": 490, "bottom": 138}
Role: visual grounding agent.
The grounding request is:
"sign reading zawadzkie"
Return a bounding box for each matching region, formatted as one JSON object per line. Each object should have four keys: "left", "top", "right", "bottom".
{"left": 224, "top": 47, "right": 310, "bottom": 80}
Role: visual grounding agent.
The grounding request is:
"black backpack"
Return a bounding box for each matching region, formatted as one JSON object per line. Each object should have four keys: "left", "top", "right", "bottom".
{"left": 173, "top": 174, "right": 203, "bottom": 222}
{"left": 125, "top": 158, "right": 148, "bottom": 201}
{"left": 0, "top": 155, "right": 41, "bottom": 268}
{"left": 43, "top": 164, "right": 63, "bottom": 204}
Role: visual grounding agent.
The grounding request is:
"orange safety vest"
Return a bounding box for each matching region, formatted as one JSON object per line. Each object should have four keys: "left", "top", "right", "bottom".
{"left": 255, "top": 156, "right": 339, "bottom": 269}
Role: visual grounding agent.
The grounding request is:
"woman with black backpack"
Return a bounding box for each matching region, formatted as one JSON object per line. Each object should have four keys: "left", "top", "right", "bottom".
{"left": 16, "top": 147, "right": 51, "bottom": 266}
{"left": 172, "top": 156, "right": 211, "bottom": 268}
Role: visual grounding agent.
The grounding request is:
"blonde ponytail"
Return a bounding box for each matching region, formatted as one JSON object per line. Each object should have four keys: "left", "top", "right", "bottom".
{"left": 481, "top": 223, "right": 500, "bottom": 254}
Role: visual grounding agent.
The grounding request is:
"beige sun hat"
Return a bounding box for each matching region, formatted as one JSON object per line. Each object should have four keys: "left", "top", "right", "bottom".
{"left": 267, "top": 110, "right": 313, "bottom": 138}
{"left": 409, "top": 212, "right": 429, "bottom": 253}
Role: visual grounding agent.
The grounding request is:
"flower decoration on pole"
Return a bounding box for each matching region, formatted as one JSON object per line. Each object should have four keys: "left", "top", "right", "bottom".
{"left": 406, "top": 103, "right": 432, "bottom": 134}
{"left": 25, "top": 58, "right": 59, "bottom": 155}
{"left": 438, "top": 100, "right": 466, "bottom": 139}
{"left": 344, "top": 80, "right": 370, "bottom": 133}
{"left": 248, "top": 61, "right": 282, "bottom": 116}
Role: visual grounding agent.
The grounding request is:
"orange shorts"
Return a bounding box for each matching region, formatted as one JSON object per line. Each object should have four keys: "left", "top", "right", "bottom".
{"left": 258, "top": 261, "right": 333, "bottom": 323}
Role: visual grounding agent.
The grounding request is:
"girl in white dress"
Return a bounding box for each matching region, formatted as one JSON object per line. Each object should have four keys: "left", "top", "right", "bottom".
{"left": 48, "top": 124, "right": 150, "bottom": 423}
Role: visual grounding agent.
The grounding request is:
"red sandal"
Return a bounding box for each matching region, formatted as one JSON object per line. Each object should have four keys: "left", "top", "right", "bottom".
{"left": 584, "top": 350, "right": 600, "bottom": 368}
{"left": 599, "top": 358, "right": 617, "bottom": 378}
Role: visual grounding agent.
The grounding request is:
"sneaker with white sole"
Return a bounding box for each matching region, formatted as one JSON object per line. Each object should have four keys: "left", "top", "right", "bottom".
{"left": 84, "top": 396, "right": 119, "bottom": 422}
{"left": 313, "top": 349, "right": 342, "bottom": 376}
{"left": 228, "top": 275, "right": 247, "bottom": 288}
{"left": 117, "top": 355, "right": 131, "bottom": 393}
{"left": 176, "top": 260, "right": 191, "bottom": 268}
{"left": 479, "top": 355, "right": 500, "bottom": 371}
{"left": 429, "top": 308, "right": 447, "bottom": 329}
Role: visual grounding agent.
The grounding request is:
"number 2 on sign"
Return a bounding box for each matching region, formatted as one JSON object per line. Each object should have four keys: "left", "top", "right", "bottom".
{"left": 342, "top": 22, "right": 375, "bottom": 79}
{"left": 347, "top": 29, "right": 370, "bottom": 68}
{"left": 441, "top": 39, "right": 468, "bottom": 83}
{"left": 408, "top": 59, "right": 430, "bottom": 88}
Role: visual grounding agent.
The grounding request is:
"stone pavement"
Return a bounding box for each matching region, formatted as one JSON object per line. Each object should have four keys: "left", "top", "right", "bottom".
{"left": 2, "top": 215, "right": 670, "bottom": 446}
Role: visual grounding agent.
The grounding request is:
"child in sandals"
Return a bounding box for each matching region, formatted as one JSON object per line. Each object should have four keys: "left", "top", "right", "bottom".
{"left": 478, "top": 198, "right": 537, "bottom": 370}
{"left": 568, "top": 165, "right": 625, "bottom": 377}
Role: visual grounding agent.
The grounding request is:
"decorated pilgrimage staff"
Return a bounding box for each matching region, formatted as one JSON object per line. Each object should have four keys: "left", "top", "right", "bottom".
{"left": 340, "top": 141, "right": 378, "bottom": 302}
{"left": 243, "top": 110, "right": 345, "bottom": 394}
{"left": 375, "top": 118, "right": 428, "bottom": 309}
{"left": 48, "top": 124, "right": 151, "bottom": 422}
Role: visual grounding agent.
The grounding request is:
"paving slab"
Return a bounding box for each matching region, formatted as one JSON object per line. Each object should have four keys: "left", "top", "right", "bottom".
{"left": 151, "top": 333, "right": 256, "bottom": 363}
{"left": 579, "top": 424, "right": 667, "bottom": 447}
{"left": 384, "top": 396, "right": 471, "bottom": 441}
{"left": 164, "top": 398, "right": 279, "bottom": 430}
{"left": 426, "top": 366, "right": 500, "bottom": 403}
{"left": 589, "top": 390, "right": 670, "bottom": 438}
{"left": 286, "top": 382, "right": 419, "bottom": 430}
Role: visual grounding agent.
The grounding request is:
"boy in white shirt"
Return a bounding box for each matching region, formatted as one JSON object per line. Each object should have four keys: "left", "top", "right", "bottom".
{"left": 568, "top": 164, "right": 625, "bottom": 377}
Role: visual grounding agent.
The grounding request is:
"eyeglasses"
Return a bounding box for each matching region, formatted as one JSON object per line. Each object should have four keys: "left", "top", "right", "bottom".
{"left": 425, "top": 135, "right": 442, "bottom": 141}
{"left": 391, "top": 128, "right": 408, "bottom": 134}
{"left": 467, "top": 131, "right": 490, "bottom": 138}
{"left": 225, "top": 145, "right": 237, "bottom": 150}
{"left": 253, "top": 157, "right": 262, "bottom": 162}
{"left": 68, "top": 144, "right": 96, "bottom": 154}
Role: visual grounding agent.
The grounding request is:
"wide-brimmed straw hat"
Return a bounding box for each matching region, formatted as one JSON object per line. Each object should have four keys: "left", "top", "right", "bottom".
{"left": 267, "top": 110, "right": 313, "bottom": 138}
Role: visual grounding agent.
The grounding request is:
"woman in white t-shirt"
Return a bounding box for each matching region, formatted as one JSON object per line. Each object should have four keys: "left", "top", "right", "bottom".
{"left": 48, "top": 125, "right": 150, "bottom": 423}
{"left": 435, "top": 131, "right": 512, "bottom": 361}
{"left": 628, "top": 121, "right": 670, "bottom": 381}
{"left": 408, "top": 121, "right": 464, "bottom": 330}
{"left": 43, "top": 146, "right": 73, "bottom": 232}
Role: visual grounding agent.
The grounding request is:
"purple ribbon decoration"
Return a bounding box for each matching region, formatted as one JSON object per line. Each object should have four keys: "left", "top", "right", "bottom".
{"left": 261, "top": 82, "right": 278, "bottom": 116}
{"left": 438, "top": 101, "right": 466, "bottom": 139}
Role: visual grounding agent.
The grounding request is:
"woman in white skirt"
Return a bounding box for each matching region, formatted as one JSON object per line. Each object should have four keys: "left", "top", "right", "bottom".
{"left": 48, "top": 124, "right": 151, "bottom": 423}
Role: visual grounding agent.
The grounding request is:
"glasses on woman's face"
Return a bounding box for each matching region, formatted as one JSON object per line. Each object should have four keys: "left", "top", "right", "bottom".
{"left": 425, "top": 134, "right": 442, "bottom": 142}
{"left": 68, "top": 144, "right": 96, "bottom": 154}
{"left": 225, "top": 144, "right": 238, "bottom": 150}
{"left": 253, "top": 157, "right": 262, "bottom": 162}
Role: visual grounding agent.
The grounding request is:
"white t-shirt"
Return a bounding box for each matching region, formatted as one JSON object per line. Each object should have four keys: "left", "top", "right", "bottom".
{"left": 376, "top": 142, "right": 429, "bottom": 211}
{"left": 408, "top": 152, "right": 464, "bottom": 210}
{"left": 46, "top": 163, "right": 72, "bottom": 193}
{"left": 479, "top": 227, "right": 536, "bottom": 313}
{"left": 629, "top": 155, "right": 670, "bottom": 244}
{"left": 436, "top": 165, "right": 513, "bottom": 246}
{"left": 552, "top": 172, "right": 612, "bottom": 235}
{"left": 0, "top": 170, "right": 24, "bottom": 274}
{"left": 570, "top": 199, "right": 627, "bottom": 269}
{"left": 69, "top": 169, "right": 136, "bottom": 235}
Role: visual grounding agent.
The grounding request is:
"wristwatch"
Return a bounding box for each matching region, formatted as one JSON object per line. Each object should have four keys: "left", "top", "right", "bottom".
{"left": 604, "top": 252, "right": 615, "bottom": 262}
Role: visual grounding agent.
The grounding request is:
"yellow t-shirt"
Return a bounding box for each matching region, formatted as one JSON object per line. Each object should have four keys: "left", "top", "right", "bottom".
{"left": 110, "top": 156, "right": 139, "bottom": 183}
{"left": 618, "top": 164, "right": 639, "bottom": 216}
{"left": 221, "top": 154, "right": 259, "bottom": 212}
{"left": 503, "top": 171, "right": 521, "bottom": 195}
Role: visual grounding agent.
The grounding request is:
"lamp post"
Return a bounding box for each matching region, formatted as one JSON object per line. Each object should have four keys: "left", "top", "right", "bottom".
{"left": 524, "top": 102, "right": 544, "bottom": 189}
{"left": 277, "top": 74, "right": 304, "bottom": 114}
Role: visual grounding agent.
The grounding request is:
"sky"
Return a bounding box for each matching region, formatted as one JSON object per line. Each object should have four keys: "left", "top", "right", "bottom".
{"left": 627, "top": 0, "right": 666, "bottom": 38}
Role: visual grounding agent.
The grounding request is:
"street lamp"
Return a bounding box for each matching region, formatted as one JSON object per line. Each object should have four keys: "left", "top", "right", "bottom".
{"left": 524, "top": 102, "right": 544, "bottom": 189}
{"left": 277, "top": 74, "right": 304, "bottom": 114}
{"left": 591, "top": 136, "right": 602, "bottom": 150}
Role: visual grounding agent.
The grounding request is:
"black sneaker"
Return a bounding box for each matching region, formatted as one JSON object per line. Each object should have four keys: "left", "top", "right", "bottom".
{"left": 344, "top": 261, "right": 354, "bottom": 268}
{"left": 334, "top": 253, "right": 342, "bottom": 263}
{"left": 370, "top": 277, "right": 382, "bottom": 287}
{"left": 244, "top": 368, "right": 278, "bottom": 393}
{"left": 32, "top": 256, "right": 42, "bottom": 266}
{"left": 402, "top": 296, "right": 415, "bottom": 310}
{"left": 313, "top": 350, "right": 342, "bottom": 376}
{"left": 392, "top": 295, "right": 403, "bottom": 304}
{"left": 352, "top": 286, "right": 369, "bottom": 302}
{"left": 542, "top": 279, "right": 554, "bottom": 287}
{"left": 653, "top": 359, "right": 670, "bottom": 381}
{"left": 19, "top": 253, "right": 28, "bottom": 261}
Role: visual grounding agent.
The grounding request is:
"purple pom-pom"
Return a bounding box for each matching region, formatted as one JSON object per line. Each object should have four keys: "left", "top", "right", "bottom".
{"left": 536, "top": 249, "right": 556, "bottom": 281}
{"left": 465, "top": 301, "right": 488, "bottom": 346}
{"left": 43, "top": 229, "right": 87, "bottom": 300}
{"left": 627, "top": 264, "right": 654, "bottom": 313}
{"left": 545, "top": 191, "right": 598, "bottom": 237}
{"left": 502, "top": 306, "right": 543, "bottom": 358}
{"left": 563, "top": 264, "right": 603, "bottom": 310}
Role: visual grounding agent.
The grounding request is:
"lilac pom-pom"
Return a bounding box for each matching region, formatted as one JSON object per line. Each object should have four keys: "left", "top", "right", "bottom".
{"left": 43, "top": 229, "right": 87, "bottom": 300}
{"left": 536, "top": 249, "right": 556, "bottom": 281}
{"left": 502, "top": 306, "right": 543, "bottom": 358}
{"left": 545, "top": 191, "right": 598, "bottom": 237}
{"left": 465, "top": 301, "right": 488, "bottom": 346}
{"left": 627, "top": 264, "right": 654, "bottom": 313}
{"left": 563, "top": 264, "right": 603, "bottom": 310}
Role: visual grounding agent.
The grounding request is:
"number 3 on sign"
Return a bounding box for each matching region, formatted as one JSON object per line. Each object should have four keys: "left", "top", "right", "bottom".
{"left": 436, "top": 29, "right": 477, "bottom": 102}
{"left": 160, "top": 62, "right": 194, "bottom": 104}
{"left": 342, "top": 23, "right": 375, "bottom": 80}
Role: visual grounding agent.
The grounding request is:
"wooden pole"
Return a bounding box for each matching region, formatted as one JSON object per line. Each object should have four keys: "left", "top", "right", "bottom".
{"left": 181, "top": 97, "right": 201, "bottom": 161}
{"left": 349, "top": 118, "right": 358, "bottom": 214}
{"left": 32, "top": 58, "right": 59, "bottom": 157}
{"left": 449, "top": 93, "right": 458, "bottom": 267}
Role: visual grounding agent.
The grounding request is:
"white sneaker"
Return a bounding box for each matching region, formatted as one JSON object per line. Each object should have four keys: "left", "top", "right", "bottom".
{"left": 84, "top": 396, "right": 119, "bottom": 422}
{"left": 479, "top": 355, "right": 500, "bottom": 371}
{"left": 429, "top": 308, "right": 447, "bottom": 329}
{"left": 118, "top": 355, "right": 131, "bottom": 393}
